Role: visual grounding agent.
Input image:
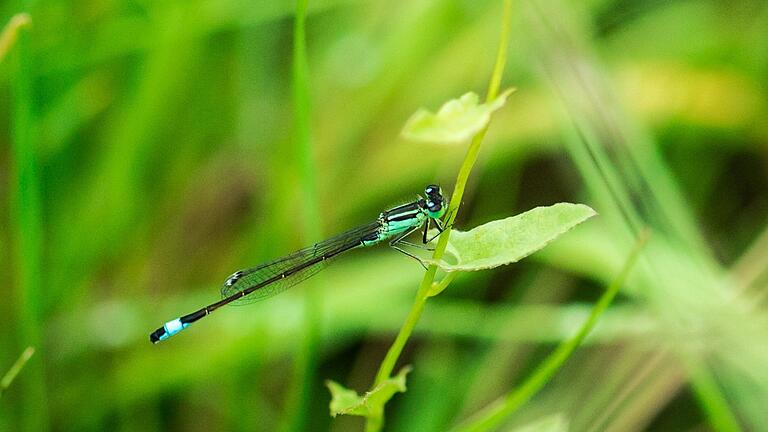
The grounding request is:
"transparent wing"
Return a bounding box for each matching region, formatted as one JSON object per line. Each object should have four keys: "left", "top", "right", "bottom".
{"left": 220, "top": 221, "right": 380, "bottom": 305}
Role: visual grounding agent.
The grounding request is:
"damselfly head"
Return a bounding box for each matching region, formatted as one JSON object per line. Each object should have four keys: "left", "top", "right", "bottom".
{"left": 423, "top": 184, "right": 446, "bottom": 219}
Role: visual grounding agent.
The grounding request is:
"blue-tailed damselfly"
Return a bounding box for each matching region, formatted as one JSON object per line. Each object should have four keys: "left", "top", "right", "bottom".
{"left": 149, "top": 184, "right": 448, "bottom": 343}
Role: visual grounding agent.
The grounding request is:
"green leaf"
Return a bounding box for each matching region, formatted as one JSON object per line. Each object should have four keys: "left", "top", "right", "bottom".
{"left": 402, "top": 88, "right": 515, "bottom": 144}
{"left": 426, "top": 203, "right": 597, "bottom": 272}
{"left": 326, "top": 381, "right": 369, "bottom": 417}
{"left": 326, "top": 366, "right": 412, "bottom": 418}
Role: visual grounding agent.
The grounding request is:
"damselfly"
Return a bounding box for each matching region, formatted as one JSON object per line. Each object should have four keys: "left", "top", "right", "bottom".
{"left": 149, "top": 184, "right": 448, "bottom": 343}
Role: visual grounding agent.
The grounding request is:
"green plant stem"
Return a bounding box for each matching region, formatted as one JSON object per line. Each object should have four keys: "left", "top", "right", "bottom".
{"left": 428, "top": 272, "right": 459, "bottom": 297}
{"left": 452, "top": 230, "right": 650, "bottom": 432}
{"left": 687, "top": 360, "right": 742, "bottom": 432}
{"left": 283, "top": 1, "right": 322, "bottom": 431}
{"left": 373, "top": 0, "right": 512, "bottom": 388}
{"left": 0, "top": 347, "right": 34, "bottom": 398}
{"left": 10, "top": 14, "right": 50, "bottom": 431}
{"left": 366, "top": 1, "right": 513, "bottom": 430}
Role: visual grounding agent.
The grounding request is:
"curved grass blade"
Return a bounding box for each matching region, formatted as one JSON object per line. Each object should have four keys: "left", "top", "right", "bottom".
{"left": 0, "top": 347, "right": 35, "bottom": 398}
{"left": 453, "top": 229, "right": 650, "bottom": 432}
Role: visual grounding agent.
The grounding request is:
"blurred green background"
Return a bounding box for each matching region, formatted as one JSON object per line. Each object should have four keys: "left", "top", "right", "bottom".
{"left": 2, "top": 0, "right": 768, "bottom": 430}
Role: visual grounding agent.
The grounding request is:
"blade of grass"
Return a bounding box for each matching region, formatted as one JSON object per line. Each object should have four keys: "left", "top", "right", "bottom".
{"left": 452, "top": 229, "right": 650, "bottom": 432}
{"left": 49, "top": 3, "right": 200, "bottom": 314}
{"left": 0, "top": 347, "right": 34, "bottom": 398}
{"left": 9, "top": 13, "right": 50, "bottom": 431}
{"left": 525, "top": 0, "right": 751, "bottom": 428}
{"left": 686, "top": 361, "right": 742, "bottom": 432}
{"left": 281, "top": 1, "right": 322, "bottom": 431}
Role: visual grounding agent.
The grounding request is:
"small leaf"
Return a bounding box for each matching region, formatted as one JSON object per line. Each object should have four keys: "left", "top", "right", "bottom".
{"left": 402, "top": 88, "right": 515, "bottom": 143}
{"left": 326, "top": 366, "right": 412, "bottom": 418}
{"left": 326, "top": 380, "right": 369, "bottom": 417}
{"left": 426, "top": 203, "right": 596, "bottom": 272}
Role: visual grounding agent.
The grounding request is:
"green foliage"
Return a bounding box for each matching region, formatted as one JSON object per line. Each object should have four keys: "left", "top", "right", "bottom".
{"left": 326, "top": 366, "right": 411, "bottom": 419}
{"left": 429, "top": 203, "right": 596, "bottom": 272}
{"left": 361, "top": 5, "right": 516, "bottom": 430}
{"left": 454, "top": 230, "right": 649, "bottom": 432}
{"left": 402, "top": 89, "right": 516, "bottom": 144}
{"left": 1, "top": 0, "right": 767, "bottom": 430}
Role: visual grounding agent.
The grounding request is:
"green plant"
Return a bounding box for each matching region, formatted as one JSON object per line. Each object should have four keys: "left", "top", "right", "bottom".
{"left": 453, "top": 230, "right": 649, "bottom": 431}
{"left": 3, "top": 0, "right": 766, "bottom": 430}
{"left": 322, "top": 2, "right": 628, "bottom": 430}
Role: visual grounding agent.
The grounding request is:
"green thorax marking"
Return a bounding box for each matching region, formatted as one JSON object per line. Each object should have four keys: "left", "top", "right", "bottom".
{"left": 362, "top": 201, "right": 428, "bottom": 246}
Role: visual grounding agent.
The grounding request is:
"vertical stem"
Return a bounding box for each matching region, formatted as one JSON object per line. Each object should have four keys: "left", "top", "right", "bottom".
{"left": 282, "top": 0, "right": 321, "bottom": 430}
{"left": 10, "top": 15, "right": 50, "bottom": 431}
{"left": 365, "top": 415, "right": 383, "bottom": 432}
{"left": 373, "top": 0, "right": 512, "bottom": 388}
{"left": 366, "top": 1, "right": 513, "bottom": 430}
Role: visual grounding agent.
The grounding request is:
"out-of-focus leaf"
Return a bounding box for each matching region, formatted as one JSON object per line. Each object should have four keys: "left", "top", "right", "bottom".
{"left": 426, "top": 203, "right": 596, "bottom": 272}
{"left": 0, "top": 13, "right": 30, "bottom": 63}
{"left": 326, "top": 366, "right": 411, "bottom": 418}
{"left": 402, "top": 88, "right": 515, "bottom": 143}
{"left": 512, "top": 413, "right": 569, "bottom": 432}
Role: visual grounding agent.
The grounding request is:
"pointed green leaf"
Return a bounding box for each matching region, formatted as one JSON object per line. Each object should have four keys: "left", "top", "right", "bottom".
{"left": 326, "top": 366, "right": 412, "bottom": 418}
{"left": 402, "top": 88, "right": 515, "bottom": 143}
{"left": 426, "top": 203, "right": 597, "bottom": 272}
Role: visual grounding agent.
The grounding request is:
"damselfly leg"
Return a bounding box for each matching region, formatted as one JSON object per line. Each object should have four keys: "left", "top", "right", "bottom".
{"left": 389, "top": 225, "right": 429, "bottom": 269}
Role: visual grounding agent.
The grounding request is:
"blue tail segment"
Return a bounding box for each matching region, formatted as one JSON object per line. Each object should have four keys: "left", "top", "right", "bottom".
{"left": 150, "top": 309, "right": 207, "bottom": 344}
{"left": 149, "top": 318, "right": 189, "bottom": 344}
